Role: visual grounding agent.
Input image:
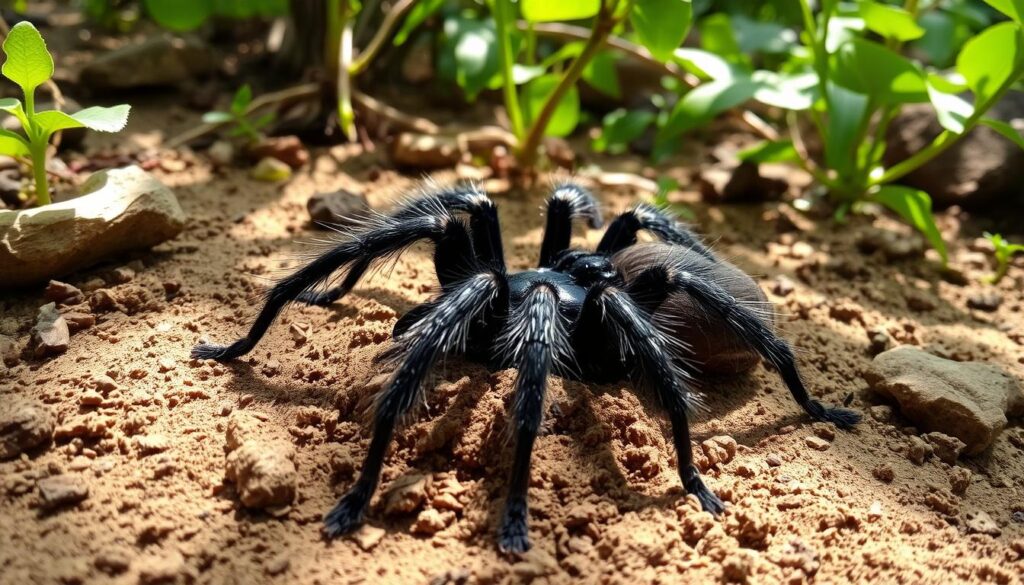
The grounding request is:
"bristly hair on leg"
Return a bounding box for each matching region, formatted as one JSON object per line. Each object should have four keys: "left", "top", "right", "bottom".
{"left": 548, "top": 179, "right": 603, "bottom": 229}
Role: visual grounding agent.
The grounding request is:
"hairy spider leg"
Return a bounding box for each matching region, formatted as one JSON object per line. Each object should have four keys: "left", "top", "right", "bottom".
{"left": 597, "top": 203, "right": 713, "bottom": 259}
{"left": 585, "top": 284, "right": 725, "bottom": 514}
{"left": 298, "top": 187, "right": 507, "bottom": 306}
{"left": 191, "top": 214, "right": 479, "bottom": 362}
{"left": 495, "top": 284, "right": 570, "bottom": 553}
{"left": 628, "top": 265, "right": 862, "bottom": 428}
{"left": 323, "top": 272, "right": 505, "bottom": 537}
{"left": 538, "top": 183, "right": 604, "bottom": 268}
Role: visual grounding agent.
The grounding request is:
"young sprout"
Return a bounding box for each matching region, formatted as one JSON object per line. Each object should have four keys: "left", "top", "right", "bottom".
{"left": 0, "top": 22, "right": 130, "bottom": 206}
{"left": 983, "top": 232, "right": 1024, "bottom": 285}
{"left": 202, "top": 84, "right": 275, "bottom": 144}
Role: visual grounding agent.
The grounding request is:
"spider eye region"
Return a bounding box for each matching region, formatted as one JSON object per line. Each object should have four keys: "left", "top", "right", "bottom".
{"left": 507, "top": 270, "right": 586, "bottom": 319}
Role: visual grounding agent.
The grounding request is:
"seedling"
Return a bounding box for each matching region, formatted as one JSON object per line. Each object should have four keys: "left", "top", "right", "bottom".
{"left": 983, "top": 232, "right": 1024, "bottom": 285}
{"left": 0, "top": 22, "right": 130, "bottom": 206}
{"left": 202, "top": 85, "right": 275, "bottom": 144}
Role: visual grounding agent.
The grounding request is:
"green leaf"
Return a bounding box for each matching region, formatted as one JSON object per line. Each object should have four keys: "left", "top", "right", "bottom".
{"left": 832, "top": 38, "right": 928, "bottom": 104}
{"left": 449, "top": 19, "right": 500, "bottom": 100}
{"left": 915, "top": 10, "right": 967, "bottom": 68}
{"left": 732, "top": 14, "right": 797, "bottom": 55}
{"left": 631, "top": 0, "right": 692, "bottom": 62}
{"left": 202, "top": 111, "right": 233, "bottom": 124}
{"left": 69, "top": 105, "right": 131, "bottom": 132}
{"left": 979, "top": 118, "right": 1024, "bottom": 150}
{"left": 582, "top": 51, "right": 620, "bottom": 98}
{"left": 512, "top": 64, "right": 546, "bottom": 85}
{"left": 957, "top": 22, "right": 1024, "bottom": 105}
{"left": 751, "top": 70, "right": 817, "bottom": 110}
{"left": 983, "top": 0, "right": 1024, "bottom": 23}
{"left": 144, "top": 0, "right": 211, "bottom": 31}
{"left": 521, "top": 0, "right": 600, "bottom": 22}
{"left": 0, "top": 134, "right": 29, "bottom": 157}
{"left": 393, "top": 0, "right": 444, "bottom": 46}
{"left": 927, "top": 71, "right": 968, "bottom": 94}
{"left": 926, "top": 82, "right": 973, "bottom": 134}
{"left": 1, "top": 21, "right": 54, "bottom": 95}
{"left": 673, "top": 48, "right": 743, "bottom": 81}
{"left": 824, "top": 83, "right": 869, "bottom": 178}
{"left": 658, "top": 77, "right": 759, "bottom": 145}
{"left": 859, "top": 2, "right": 925, "bottom": 42}
{"left": 522, "top": 74, "right": 580, "bottom": 137}
{"left": 230, "top": 84, "right": 252, "bottom": 115}
{"left": 699, "top": 13, "right": 744, "bottom": 65}
{"left": 874, "top": 185, "right": 947, "bottom": 263}
{"left": 737, "top": 139, "right": 800, "bottom": 164}
{"left": 593, "top": 109, "right": 654, "bottom": 153}
{"left": 824, "top": 16, "right": 865, "bottom": 53}
{"left": 252, "top": 112, "right": 276, "bottom": 129}
{"left": 0, "top": 97, "right": 27, "bottom": 129}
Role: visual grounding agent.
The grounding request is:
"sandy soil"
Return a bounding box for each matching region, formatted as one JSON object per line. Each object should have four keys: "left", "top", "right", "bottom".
{"left": 2, "top": 95, "right": 1024, "bottom": 585}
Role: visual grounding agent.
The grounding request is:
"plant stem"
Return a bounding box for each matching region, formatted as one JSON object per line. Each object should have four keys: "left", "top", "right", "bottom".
{"left": 493, "top": 0, "right": 525, "bottom": 141}
{"left": 30, "top": 141, "right": 50, "bottom": 205}
{"left": 337, "top": 1, "right": 357, "bottom": 141}
{"left": 349, "top": 0, "right": 420, "bottom": 76}
{"left": 518, "top": 5, "right": 616, "bottom": 169}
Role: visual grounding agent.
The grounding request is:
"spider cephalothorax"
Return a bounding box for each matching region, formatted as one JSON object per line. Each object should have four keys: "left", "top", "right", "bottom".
{"left": 193, "top": 182, "right": 860, "bottom": 553}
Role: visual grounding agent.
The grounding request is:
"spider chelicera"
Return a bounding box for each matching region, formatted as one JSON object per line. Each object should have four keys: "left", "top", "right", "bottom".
{"left": 193, "top": 182, "right": 860, "bottom": 553}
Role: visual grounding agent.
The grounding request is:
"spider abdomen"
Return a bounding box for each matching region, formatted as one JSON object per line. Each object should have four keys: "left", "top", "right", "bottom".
{"left": 612, "top": 243, "right": 773, "bottom": 375}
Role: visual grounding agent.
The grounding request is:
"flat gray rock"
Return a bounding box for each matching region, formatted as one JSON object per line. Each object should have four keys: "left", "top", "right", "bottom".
{"left": 864, "top": 346, "right": 1024, "bottom": 454}
{"left": 0, "top": 166, "right": 185, "bottom": 289}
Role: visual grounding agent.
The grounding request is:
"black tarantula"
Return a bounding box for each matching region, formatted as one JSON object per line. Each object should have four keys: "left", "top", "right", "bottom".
{"left": 192, "top": 182, "right": 861, "bottom": 553}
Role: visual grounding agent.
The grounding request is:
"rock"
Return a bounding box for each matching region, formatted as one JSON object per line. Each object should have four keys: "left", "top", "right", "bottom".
{"left": 207, "top": 140, "right": 235, "bottom": 167}
{"left": 0, "top": 334, "right": 19, "bottom": 366}
{"left": 31, "top": 303, "right": 69, "bottom": 357}
{"left": 885, "top": 93, "right": 1024, "bottom": 208}
{"left": 79, "top": 34, "right": 214, "bottom": 90}
{"left": 964, "top": 510, "right": 1001, "bottom": 536}
{"left": 37, "top": 474, "right": 89, "bottom": 509}
{"left": 696, "top": 161, "right": 788, "bottom": 202}
{"left": 771, "top": 275, "right": 795, "bottom": 297}
{"left": 307, "top": 189, "right": 370, "bottom": 227}
{"left": 245, "top": 135, "right": 309, "bottom": 169}
{"left": 872, "top": 464, "right": 895, "bottom": 483}
{"left": 225, "top": 413, "right": 262, "bottom": 452}
{"left": 44, "top": 280, "right": 84, "bottom": 305}
{"left": 967, "top": 291, "right": 1002, "bottom": 312}
{"left": 391, "top": 133, "right": 460, "bottom": 169}
{"left": 856, "top": 228, "right": 925, "bottom": 260}
{"left": 922, "top": 432, "right": 966, "bottom": 465}
{"left": 250, "top": 157, "right": 292, "bottom": 182}
{"left": 805, "top": 436, "right": 830, "bottom": 451}
{"left": 864, "top": 346, "right": 1024, "bottom": 454}
{"left": 64, "top": 311, "right": 95, "bottom": 334}
{"left": 383, "top": 474, "right": 429, "bottom": 515}
{"left": 0, "top": 400, "right": 54, "bottom": 459}
{"left": 907, "top": 436, "right": 933, "bottom": 464}
{"left": 411, "top": 508, "right": 455, "bottom": 535}
{"left": 136, "top": 551, "right": 188, "bottom": 585}
{"left": 949, "top": 466, "right": 972, "bottom": 495}
{"left": 225, "top": 440, "right": 297, "bottom": 508}
{"left": 135, "top": 434, "right": 171, "bottom": 456}
{"left": 352, "top": 525, "right": 386, "bottom": 551}
{"left": 867, "top": 328, "right": 892, "bottom": 356}
{"left": 0, "top": 166, "right": 185, "bottom": 289}
{"left": 701, "top": 435, "right": 737, "bottom": 467}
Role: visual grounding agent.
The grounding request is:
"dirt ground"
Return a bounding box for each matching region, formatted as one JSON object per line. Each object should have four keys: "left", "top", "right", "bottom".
{"left": 2, "top": 94, "right": 1024, "bottom": 585}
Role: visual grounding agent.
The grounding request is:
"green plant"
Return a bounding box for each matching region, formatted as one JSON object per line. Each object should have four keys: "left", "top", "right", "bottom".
{"left": 983, "top": 232, "right": 1024, "bottom": 284}
{"left": 202, "top": 84, "right": 274, "bottom": 143}
{"left": 658, "top": 1, "right": 1024, "bottom": 264}
{"left": 0, "top": 22, "right": 130, "bottom": 206}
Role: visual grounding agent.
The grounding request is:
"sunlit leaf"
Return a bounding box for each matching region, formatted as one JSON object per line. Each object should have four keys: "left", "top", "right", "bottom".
{"left": 699, "top": 13, "right": 744, "bottom": 64}
{"left": 732, "top": 14, "right": 797, "bottom": 54}
{"left": 69, "top": 105, "right": 131, "bottom": 132}
{"left": 824, "top": 83, "right": 868, "bottom": 178}
{"left": 658, "top": 77, "right": 758, "bottom": 145}
{"left": 393, "top": 0, "right": 444, "bottom": 46}
{"left": 202, "top": 111, "right": 233, "bottom": 124}
{"left": 751, "top": 70, "right": 817, "bottom": 110}
{"left": 582, "top": 51, "right": 620, "bottom": 98}
{"left": 1, "top": 22, "right": 53, "bottom": 95}
{"left": 631, "top": 0, "right": 692, "bottom": 62}
{"left": 522, "top": 74, "right": 580, "bottom": 137}
{"left": 926, "top": 82, "right": 973, "bottom": 134}
{"left": 144, "top": 0, "right": 211, "bottom": 31}
{"left": 983, "top": 0, "right": 1024, "bottom": 23}
{"left": 447, "top": 18, "right": 500, "bottom": 100}
{"left": 957, "top": 22, "right": 1024, "bottom": 105}
{"left": 0, "top": 128, "right": 29, "bottom": 156}
{"left": 230, "top": 84, "right": 252, "bottom": 115}
{"left": 860, "top": 2, "right": 925, "bottom": 41}
{"left": 593, "top": 108, "right": 654, "bottom": 153}
{"left": 737, "top": 139, "right": 800, "bottom": 164}
{"left": 832, "top": 38, "right": 928, "bottom": 103}
{"left": 873, "top": 185, "right": 947, "bottom": 264}
{"left": 521, "top": 0, "right": 600, "bottom": 22}
{"left": 673, "top": 48, "right": 744, "bottom": 81}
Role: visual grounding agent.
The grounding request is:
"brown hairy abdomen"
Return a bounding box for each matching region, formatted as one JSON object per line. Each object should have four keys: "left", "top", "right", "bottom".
{"left": 613, "top": 243, "right": 773, "bottom": 375}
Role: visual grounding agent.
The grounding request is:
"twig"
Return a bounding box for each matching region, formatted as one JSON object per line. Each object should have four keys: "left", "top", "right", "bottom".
{"left": 349, "top": 0, "right": 420, "bottom": 76}
{"left": 352, "top": 90, "right": 439, "bottom": 134}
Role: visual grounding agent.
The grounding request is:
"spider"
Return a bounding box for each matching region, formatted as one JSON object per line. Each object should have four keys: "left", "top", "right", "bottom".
{"left": 192, "top": 182, "right": 861, "bottom": 553}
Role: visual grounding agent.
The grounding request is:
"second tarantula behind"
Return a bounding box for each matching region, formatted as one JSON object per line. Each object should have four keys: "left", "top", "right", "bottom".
{"left": 193, "top": 182, "right": 861, "bottom": 553}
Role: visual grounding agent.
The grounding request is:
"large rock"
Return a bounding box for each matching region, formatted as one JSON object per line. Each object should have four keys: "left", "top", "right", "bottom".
{"left": 0, "top": 399, "right": 54, "bottom": 459}
{"left": 864, "top": 346, "right": 1024, "bottom": 454}
{"left": 225, "top": 440, "right": 298, "bottom": 509}
{"left": 78, "top": 35, "right": 215, "bottom": 90}
{"left": 0, "top": 166, "right": 185, "bottom": 289}
{"left": 885, "top": 93, "right": 1024, "bottom": 208}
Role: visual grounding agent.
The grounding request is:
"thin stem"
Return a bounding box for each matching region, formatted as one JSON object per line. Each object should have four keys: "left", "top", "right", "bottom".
{"left": 349, "top": 0, "right": 419, "bottom": 76}
{"left": 519, "top": 5, "right": 617, "bottom": 168}
{"left": 338, "top": 6, "right": 357, "bottom": 142}
{"left": 493, "top": 0, "right": 525, "bottom": 140}
{"left": 30, "top": 140, "right": 49, "bottom": 205}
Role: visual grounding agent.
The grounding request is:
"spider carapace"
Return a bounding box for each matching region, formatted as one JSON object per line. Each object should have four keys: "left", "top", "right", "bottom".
{"left": 193, "top": 182, "right": 860, "bottom": 553}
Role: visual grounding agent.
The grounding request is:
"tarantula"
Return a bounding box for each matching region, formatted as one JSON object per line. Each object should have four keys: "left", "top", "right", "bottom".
{"left": 192, "top": 182, "right": 860, "bottom": 553}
